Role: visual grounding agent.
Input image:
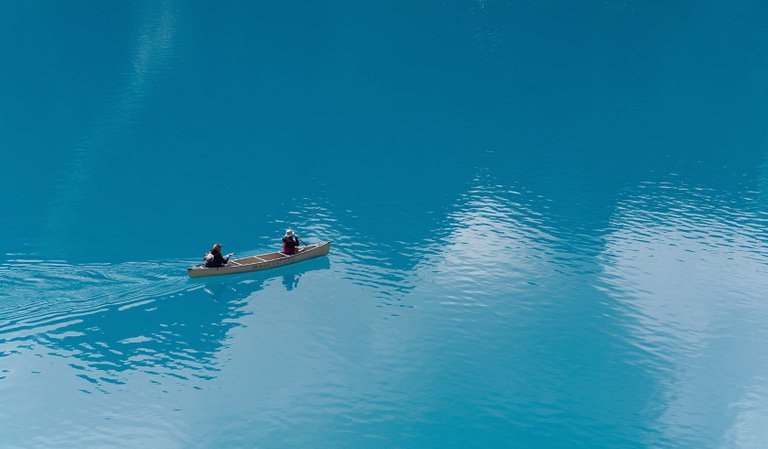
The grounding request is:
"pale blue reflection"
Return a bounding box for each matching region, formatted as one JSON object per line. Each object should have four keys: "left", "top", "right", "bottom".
{"left": 0, "top": 258, "right": 331, "bottom": 447}
{"left": 42, "top": 1, "right": 176, "bottom": 252}
{"left": 598, "top": 178, "right": 768, "bottom": 448}
{"left": 412, "top": 173, "right": 557, "bottom": 306}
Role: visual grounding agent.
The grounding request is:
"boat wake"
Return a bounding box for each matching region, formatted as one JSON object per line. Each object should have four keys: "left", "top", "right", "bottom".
{"left": 0, "top": 258, "right": 189, "bottom": 343}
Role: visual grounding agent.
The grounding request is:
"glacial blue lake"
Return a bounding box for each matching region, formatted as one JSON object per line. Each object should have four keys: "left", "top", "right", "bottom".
{"left": 2, "top": 1, "right": 768, "bottom": 448}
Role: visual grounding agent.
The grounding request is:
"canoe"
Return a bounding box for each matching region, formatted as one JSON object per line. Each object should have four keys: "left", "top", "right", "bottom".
{"left": 187, "top": 241, "right": 331, "bottom": 278}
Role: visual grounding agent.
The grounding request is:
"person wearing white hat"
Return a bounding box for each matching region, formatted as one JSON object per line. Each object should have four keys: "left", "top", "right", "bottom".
{"left": 282, "top": 229, "right": 302, "bottom": 255}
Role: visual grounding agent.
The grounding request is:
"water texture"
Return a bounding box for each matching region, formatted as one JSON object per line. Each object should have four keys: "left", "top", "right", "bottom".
{"left": 2, "top": 1, "right": 768, "bottom": 448}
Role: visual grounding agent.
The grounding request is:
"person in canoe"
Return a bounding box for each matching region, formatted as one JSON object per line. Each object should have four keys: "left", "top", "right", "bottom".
{"left": 282, "top": 229, "right": 302, "bottom": 255}
{"left": 204, "top": 243, "right": 234, "bottom": 268}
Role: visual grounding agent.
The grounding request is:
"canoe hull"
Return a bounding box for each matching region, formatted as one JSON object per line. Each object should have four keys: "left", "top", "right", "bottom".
{"left": 187, "top": 241, "right": 331, "bottom": 278}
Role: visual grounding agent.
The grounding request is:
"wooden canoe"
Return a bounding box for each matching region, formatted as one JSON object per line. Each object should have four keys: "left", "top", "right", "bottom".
{"left": 187, "top": 241, "right": 331, "bottom": 278}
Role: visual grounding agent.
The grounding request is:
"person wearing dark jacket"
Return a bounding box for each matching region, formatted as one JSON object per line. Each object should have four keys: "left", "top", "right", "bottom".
{"left": 282, "top": 229, "right": 301, "bottom": 255}
{"left": 204, "top": 243, "right": 233, "bottom": 267}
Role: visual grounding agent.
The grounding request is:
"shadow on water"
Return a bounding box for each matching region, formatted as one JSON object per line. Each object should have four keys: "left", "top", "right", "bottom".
{"left": 0, "top": 257, "right": 331, "bottom": 393}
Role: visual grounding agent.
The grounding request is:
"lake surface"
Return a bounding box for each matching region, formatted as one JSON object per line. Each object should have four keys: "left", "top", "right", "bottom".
{"left": 2, "top": 1, "right": 768, "bottom": 448}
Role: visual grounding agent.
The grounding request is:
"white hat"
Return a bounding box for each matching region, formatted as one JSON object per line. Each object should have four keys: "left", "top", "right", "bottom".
{"left": 285, "top": 229, "right": 294, "bottom": 236}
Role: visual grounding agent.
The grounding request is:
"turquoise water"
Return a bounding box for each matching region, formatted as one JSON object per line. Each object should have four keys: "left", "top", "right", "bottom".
{"left": 2, "top": 1, "right": 768, "bottom": 448}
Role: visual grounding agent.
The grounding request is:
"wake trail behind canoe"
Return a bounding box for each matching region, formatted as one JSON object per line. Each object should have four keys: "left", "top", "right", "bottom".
{"left": 0, "top": 259, "right": 191, "bottom": 342}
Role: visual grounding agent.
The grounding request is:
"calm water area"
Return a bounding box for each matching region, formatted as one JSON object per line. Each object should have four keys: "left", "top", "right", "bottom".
{"left": 2, "top": 1, "right": 768, "bottom": 448}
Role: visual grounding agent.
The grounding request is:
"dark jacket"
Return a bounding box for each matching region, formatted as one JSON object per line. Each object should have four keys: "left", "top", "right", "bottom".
{"left": 282, "top": 235, "right": 300, "bottom": 254}
{"left": 204, "top": 249, "right": 229, "bottom": 267}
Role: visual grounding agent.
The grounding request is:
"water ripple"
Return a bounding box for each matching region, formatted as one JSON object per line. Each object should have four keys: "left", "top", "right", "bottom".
{"left": 598, "top": 178, "right": 768, "bottom": 446}
{"left": 0, "top": 255, "right": 268, "bottom": 397}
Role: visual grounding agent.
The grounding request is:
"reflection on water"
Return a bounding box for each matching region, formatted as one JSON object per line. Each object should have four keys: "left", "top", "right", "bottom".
{"left": 42, "top": 0, "right": 176, "bottom": 256}
{"left": 3, "top": 165, "right": 768, "bottom": 447}
{"left": 277, "top": 174, "right": 559, "bottom": 309}
{"left": 282, "top": 273, "right": 300, "bottom": 291}
{"left": 0, "top": 257, "right": 331, "bottom": 395}
{"left": 427, "top": 173, "right": 558, "bottom": 297}
{"left": 598, "top": 178, "right": 768, "bottom": 448}
{"left": 3, "top": 0, "right": 768, "bottom": 445}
